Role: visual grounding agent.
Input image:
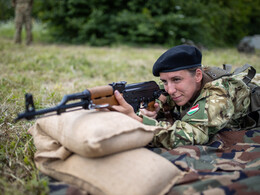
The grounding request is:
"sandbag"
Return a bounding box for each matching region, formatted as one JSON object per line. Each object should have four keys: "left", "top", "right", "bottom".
{"left": 36, "top": 148, "right": 182, "bottom": 195}
{"left": 29, "top": 110, "right": 163, "bottom": 157}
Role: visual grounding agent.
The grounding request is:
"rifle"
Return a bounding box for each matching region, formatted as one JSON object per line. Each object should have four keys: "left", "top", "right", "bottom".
{"left": 15, "top": 81, "right": 163, "bottom": 121}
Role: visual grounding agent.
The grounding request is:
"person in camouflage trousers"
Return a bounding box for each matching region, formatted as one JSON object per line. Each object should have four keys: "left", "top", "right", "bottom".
{"left": 12, "top": 0, "right": 33, "bottom": 45}
{"left": 112, "top": 45, "right": 256, "bottom": 149}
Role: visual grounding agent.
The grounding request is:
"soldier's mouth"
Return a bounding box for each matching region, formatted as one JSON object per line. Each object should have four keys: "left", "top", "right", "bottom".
{"left": 172, "top": 95, "right": 182, "bottom": 102}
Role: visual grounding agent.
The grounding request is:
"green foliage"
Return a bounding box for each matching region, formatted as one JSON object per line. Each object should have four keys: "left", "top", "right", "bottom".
{"left": 1, "top": 0, "right": 259, "bottom": 47}
{"left": 32, "top": 0, "right": 259, "bottom": 47}
{"left": 0, "top": 0, "right": 13, "bottom": 21}
{"left": 245, "top": 0, "right": 260, "bottom": 35}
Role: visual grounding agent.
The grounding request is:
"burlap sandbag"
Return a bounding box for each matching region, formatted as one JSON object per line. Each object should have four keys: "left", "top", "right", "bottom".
{"left": 28, "top": 120, "right": 72, "bottom": 161}
{"left": 36, "top": 148, "right": 182, "bottom": 195}
{"left": 29, "top": 110, "right": 162, "bottom": 158}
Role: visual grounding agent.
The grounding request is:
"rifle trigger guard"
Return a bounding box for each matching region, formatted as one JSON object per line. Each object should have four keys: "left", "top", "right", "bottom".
{"left": 88, "top": 103, "right": 110, "bottom": 109}
{"left": 140, "top": 102, "right": 148, "bottom": 109}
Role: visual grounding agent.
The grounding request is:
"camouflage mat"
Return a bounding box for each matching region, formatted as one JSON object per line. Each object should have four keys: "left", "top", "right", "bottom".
{"left": 47, "top": 128, "right": 260, "bottom": 195}
{"left": 150, "top": 128, "right": 260, "bottom": 195}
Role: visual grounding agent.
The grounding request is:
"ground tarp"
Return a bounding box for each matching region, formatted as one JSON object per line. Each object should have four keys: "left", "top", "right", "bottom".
{"left": 46, "top": 128, "right": 260, "bottom": 195}
{"left": 152, "top": 128, "right": 260, "bottom": 194}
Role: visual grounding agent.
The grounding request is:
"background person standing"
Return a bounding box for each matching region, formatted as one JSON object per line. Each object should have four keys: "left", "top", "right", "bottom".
{"left": 12, "top": 0, "right": 33, "bottom": 45}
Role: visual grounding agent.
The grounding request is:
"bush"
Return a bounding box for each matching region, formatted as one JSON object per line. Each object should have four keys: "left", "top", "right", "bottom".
{"left": 2, "top": 0, "right": 260, "bottom": 47}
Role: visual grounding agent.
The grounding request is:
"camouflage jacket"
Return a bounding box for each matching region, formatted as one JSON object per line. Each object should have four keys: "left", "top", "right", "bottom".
{"left": 143, "top": 73, "right": 252, "bottom": 149}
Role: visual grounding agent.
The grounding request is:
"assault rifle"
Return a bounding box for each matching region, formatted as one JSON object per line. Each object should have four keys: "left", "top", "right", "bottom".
{"left": 15, "top": 81, "right": 163, "bottom": 121}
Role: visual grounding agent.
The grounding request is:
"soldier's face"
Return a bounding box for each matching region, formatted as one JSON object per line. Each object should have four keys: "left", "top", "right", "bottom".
{"left": 160, "top": 69, "right": 203, "bottom": 106}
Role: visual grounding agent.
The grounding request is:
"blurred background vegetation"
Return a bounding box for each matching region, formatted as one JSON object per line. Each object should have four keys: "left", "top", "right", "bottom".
{"left": 1, "top": 0, "right": 259, "bottom": 47}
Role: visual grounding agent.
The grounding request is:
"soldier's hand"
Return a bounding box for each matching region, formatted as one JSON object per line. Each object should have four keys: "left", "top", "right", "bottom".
{"left": 140, "top": 102, "right": 160, "bottom": 119}
{"left": 111, "top": 90, "right": 143, "bottom": 122}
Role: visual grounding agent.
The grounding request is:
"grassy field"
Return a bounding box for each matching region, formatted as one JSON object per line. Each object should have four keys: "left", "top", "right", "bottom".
{"left": 0, "top": 22, "right": 260, "bottom": 194}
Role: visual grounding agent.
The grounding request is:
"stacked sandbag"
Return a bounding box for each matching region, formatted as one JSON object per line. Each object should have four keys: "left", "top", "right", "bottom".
{"left": 29, "top": 110, "right": 183, "bottom": 195}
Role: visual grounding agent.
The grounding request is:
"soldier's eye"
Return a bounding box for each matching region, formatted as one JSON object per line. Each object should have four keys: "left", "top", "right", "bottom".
{"left": 160, "top": 80, "right": 167, "bottom": 85}
{"left": 171, "top": 78, "right": 181, "bottom": 82}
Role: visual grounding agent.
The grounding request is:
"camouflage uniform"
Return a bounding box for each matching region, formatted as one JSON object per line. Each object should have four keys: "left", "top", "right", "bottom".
{"left": 143, "top": 72, "right": 253, "bottom": 149}
{"left": 12, "top": 0, "right": 33, "bottom": 45}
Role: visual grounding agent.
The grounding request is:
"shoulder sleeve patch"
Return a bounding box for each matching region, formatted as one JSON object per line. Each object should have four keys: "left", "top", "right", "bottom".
{"left": 182, "top": 99, "right": 207, "bottom": 122}
{"left": 187, "top": 104, "right": 200, "bottom": 115}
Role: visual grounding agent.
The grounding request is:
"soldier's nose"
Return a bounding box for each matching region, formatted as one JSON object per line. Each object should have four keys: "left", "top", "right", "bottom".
{"left": 167, "top": 84, "right": 177, "bottom": 95}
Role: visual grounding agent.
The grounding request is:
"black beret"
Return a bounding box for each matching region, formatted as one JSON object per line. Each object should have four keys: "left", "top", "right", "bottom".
{"left": 152, "top": 45, "right": 202, "bottom": 76}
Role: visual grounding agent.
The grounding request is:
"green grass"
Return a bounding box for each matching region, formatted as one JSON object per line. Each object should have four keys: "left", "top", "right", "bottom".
{"left": 0, "top": 19, "right": 53, "bottom": 43}
{"left": 0, "top": 21, "right": 260, "bottom": 194}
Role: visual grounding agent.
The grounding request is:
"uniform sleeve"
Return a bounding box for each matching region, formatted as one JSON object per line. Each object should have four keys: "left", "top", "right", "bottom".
{"left": 143, "top": 76, "right": 250, "bottom": 150}
{"left": 143, "top": 114, "right": 210, "bottom": 149}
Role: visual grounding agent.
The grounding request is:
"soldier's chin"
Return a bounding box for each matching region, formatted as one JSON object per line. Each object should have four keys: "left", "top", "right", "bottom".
{"left": 174, "top": 99, "right": 188, "bottom": 106}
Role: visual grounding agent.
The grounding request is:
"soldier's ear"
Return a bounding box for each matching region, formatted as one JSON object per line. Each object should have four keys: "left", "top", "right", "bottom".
{"left": 195, "top": 68, "right": 203, "bottom": 83}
